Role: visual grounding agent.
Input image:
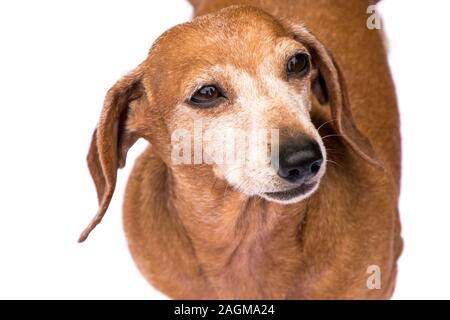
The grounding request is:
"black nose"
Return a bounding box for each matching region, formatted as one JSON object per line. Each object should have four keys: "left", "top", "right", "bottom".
{"left": 277, "top": 136, "right": 323, "bottom": 183}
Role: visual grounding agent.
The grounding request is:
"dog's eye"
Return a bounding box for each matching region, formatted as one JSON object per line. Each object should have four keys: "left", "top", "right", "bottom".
{"left": 287, "top": 53, "right": 310, "bottom": 76}
{"left": 189, "top": 85, "right": 223, "bottom": 107}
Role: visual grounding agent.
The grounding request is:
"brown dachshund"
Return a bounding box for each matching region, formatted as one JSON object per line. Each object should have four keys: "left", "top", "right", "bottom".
{"left": 80, "top": 0, "right": 402, "bottom": 299}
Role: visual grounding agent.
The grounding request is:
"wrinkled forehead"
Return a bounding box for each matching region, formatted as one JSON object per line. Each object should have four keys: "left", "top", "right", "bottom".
{"left": 145, "top": 7, "right": 304, "bottom": 95}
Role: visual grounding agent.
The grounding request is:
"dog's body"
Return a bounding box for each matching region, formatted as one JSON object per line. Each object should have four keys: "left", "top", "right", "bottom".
{"left": 81, "top": 0, "right": 402, "bottom": 299}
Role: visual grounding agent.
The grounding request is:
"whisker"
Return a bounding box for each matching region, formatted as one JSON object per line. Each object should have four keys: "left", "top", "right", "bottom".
{"left": 316, "top": 118, "right": 337, "bottom": 132}
{"left": 326, "top": 159, "right": 343, "bottom": 169}
{"left": 210, "top": 177, "right": 218, "bottom": 191}
{"left": 322, "top": 134, "right": 343, "bottom": 140}
{"left": 223, "top": 182, "right": 230, "bottom": 198}
{"left": 325, "top": 147, "right": 344, "bottom": 155}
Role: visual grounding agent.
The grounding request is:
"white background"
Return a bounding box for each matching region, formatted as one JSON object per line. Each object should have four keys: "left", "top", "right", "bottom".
{"left": 0, "top": 0, "right": 449, "bottom": 299}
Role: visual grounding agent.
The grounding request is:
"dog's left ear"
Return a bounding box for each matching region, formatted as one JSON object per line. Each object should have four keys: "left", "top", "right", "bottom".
{"left": 288, "top": 24, "right": 383, "bottom": 169}
{"left": 78, "top": 66, "right": 145, "bottom": 242}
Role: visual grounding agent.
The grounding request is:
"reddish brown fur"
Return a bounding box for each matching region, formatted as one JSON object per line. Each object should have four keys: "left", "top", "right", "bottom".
{"left": 81, "top": 0, "right": 402, "bottom": 299}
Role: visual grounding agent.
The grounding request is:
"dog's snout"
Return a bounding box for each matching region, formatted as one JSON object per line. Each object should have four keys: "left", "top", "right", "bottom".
{"left": 277, "top": 136, "right": 323, "bottom": 183}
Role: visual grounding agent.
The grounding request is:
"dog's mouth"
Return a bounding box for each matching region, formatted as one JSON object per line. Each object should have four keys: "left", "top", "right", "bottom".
{"left": 263, "top": 182, "right": 317, "bottom": 202}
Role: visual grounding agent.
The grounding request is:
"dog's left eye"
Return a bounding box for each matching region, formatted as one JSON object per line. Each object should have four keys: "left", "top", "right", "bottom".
{"left": 287, "top": 53, "right": 310, "bottom": 77}
{"left": 189, "top": 85, "right": 224, "bottom": 107}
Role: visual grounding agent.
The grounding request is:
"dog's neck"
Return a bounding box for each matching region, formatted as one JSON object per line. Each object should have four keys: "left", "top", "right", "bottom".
{"left": 167, "top": 165, "right": 310, "bottom": 298}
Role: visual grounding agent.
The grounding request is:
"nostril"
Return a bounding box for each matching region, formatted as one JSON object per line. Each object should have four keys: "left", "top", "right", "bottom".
{"left": 288, "top": 168, "right": 300, "bottom": 178}
{"left": 310, "top": 159, "right": 323, "bottom": 175}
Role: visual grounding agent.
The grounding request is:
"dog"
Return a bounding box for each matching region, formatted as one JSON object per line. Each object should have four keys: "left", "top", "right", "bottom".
{"left": 80, "top": 0, "right": 402, "bottom": 299}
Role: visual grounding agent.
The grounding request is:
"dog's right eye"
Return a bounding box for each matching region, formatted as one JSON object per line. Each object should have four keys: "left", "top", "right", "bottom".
{"left": 189, "top": 85, "right": 224, "bottom": 107}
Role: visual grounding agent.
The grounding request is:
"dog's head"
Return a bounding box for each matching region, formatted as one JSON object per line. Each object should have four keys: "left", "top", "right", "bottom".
{"left": 79, "top": 6, "right": 381, "bottom": 241}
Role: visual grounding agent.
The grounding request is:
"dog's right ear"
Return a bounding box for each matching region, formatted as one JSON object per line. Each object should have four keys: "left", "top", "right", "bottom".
{"left": 79, "top": 66, "right": 145, "bottom": 243}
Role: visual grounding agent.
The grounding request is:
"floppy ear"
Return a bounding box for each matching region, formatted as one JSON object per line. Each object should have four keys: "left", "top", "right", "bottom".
{"left": 79, "top": 66, "right": 145, "bottom": 242}
{"left": 289, "top": 24, "right": 383, "bottom": 169}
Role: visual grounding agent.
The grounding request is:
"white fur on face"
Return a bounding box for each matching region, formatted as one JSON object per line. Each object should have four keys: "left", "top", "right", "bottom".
{"left": 170, "top": 41, "right": 327, "bottom": 203}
